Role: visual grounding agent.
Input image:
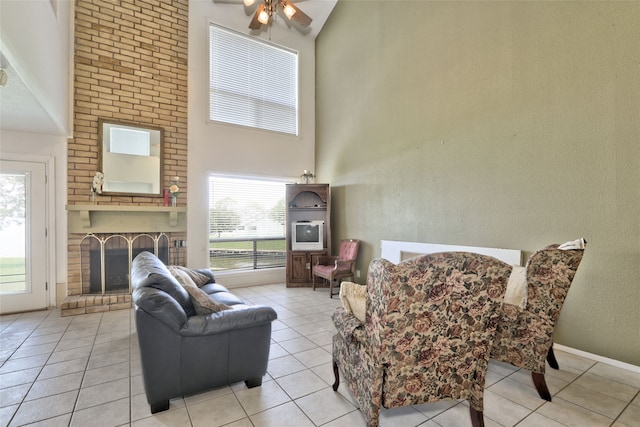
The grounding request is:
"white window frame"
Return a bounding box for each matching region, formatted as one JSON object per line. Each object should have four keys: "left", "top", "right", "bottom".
{"left": 208, "top": 174, "right": 289, "bottom": 272}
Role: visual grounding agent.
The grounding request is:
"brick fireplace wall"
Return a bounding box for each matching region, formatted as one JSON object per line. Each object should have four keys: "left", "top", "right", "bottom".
{"left": 67, "top": 0, "right": 189, "bottom": 297}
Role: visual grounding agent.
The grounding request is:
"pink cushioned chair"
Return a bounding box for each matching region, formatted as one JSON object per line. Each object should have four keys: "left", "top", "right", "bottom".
{"left": 312, "top": 239, "right": 360, "bottom": 298}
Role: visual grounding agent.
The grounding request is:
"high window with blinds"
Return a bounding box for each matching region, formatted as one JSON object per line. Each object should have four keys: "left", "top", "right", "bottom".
{"left": 209, "top": 24, "right": 299, "bottom": 135}
{"left": 208, "top": 176, "right": 287, "bottom": 271}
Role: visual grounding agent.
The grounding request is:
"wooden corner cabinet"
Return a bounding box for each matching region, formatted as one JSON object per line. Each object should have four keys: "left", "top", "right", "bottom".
{"left": 285, "top": 184, "right": 331, "bottom": 287}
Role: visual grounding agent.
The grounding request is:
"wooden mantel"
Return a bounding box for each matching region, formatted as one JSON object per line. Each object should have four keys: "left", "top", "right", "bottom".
{"left": 66, "top": 205, "right": 187, "bottom": 234}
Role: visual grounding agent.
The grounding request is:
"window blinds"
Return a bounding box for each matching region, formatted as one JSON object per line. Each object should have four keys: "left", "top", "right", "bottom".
{"left": 209, "top": 175, "right": 286, "bottom": 240}
{"left": 209, "top": 24, "right": 299, "bottom": 135}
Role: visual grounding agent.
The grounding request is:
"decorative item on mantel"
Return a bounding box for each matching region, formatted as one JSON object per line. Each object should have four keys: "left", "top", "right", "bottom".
{"left": 91, "top": 171, "right": 104, "bottom": 204}
{"left": 169, "top": 176, "right": 180, "bottom": 207}
{"left": 300, "top": 170, "right": 315, "bottom": 184}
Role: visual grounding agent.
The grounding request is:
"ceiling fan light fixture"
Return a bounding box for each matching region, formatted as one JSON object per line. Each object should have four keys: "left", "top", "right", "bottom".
{"left": 258, "top": 9, "right": 270, "bottom": 25}
{"left": 283, "top": 3, "right": 296, "bottom": 20}
{"left": 246, "top": 0, "right": 311, "bottom": 30}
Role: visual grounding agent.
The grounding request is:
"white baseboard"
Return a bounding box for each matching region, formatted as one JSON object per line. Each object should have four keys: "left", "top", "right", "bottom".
{"left": 553, "top": 343, "right": 640, "bottom": 374}
{"left": 213, "top": 267, "right": 285, "bottom": 289}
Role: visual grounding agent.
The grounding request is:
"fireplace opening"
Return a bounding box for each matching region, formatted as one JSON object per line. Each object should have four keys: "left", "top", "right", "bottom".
{"left": 81, "top": 233, "right": 169, "bottom": 295}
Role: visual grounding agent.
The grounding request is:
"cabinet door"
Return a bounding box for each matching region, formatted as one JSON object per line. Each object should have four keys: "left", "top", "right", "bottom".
{"left": 307, "top": 251, "right": 328, "bottom": 282}
{"left": 289, "top": 252, "right": 309, "bottom": 282}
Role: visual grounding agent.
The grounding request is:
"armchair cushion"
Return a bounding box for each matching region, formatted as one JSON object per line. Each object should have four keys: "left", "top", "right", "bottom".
{"left": 313, "top": 264, "right": 339, "bottom": 277}
{"left": 340, "top": 241, "right": 359, "bottom": 260}
{"left": 339, "top": 281, "right": 366, "bottom": 323}
{"left": 504, "top": 265, "right": 528, "bottom": 308}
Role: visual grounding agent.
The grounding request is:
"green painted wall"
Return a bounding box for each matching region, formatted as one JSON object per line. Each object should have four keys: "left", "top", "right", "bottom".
{"left": 316, "top": 1, "right": 640, "bottom": 365}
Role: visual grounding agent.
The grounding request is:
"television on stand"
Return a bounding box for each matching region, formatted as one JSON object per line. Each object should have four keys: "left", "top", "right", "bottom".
{"left": 291, "top": 221, "right": 324, "bottom": 251}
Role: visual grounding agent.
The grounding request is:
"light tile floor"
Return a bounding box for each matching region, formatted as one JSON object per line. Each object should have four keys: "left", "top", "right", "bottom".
{"left": 1, "top": 284, "right": 639, "bottom": 427}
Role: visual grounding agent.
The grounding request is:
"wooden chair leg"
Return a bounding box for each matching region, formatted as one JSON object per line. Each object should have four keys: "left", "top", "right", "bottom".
{"left": 469, "top": 406, "right": 484, "bottom": 427}
{"left": 547, "top": 345, "right": 559, "bottom": 370}
{"left": 332, "top": 360, "right": 340, "bottom": 391}
{"left": 532, "top": 372, "right": 552, "bottom": 401}
{"left": 312, "top": 274, "right": 316, "bottom": 291}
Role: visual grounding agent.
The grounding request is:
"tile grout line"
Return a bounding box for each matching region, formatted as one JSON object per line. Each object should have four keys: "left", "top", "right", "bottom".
{"left": 608, "top": 388, "right": 640, "bottom": 427}
{"left": 6, "top": 312, "right": 52, "bottom": 427}
{"left": 5, "top": 311, "right": 72, "bottom": 427}
{"left": 545, "top": 360, "right": 632, "bottom": 426}
{"left": 67, "top": 311, "right": 101, "bottom": 427}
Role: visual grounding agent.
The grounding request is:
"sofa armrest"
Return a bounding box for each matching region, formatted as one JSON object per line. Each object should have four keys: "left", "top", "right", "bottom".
{"left": 195, "top": 268, "right": 216, "bottom": 283}
{"left": 133, "top": 287, "right": 188, "bottom": 331}
{"left": 181, "top": 305, "right": 277, "bottom": 336}
{"left": 332, "top": 307, "right": 366, "bottom": 343}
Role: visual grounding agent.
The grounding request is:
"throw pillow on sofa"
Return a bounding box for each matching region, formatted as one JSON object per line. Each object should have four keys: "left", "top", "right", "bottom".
{"left": 171, "top": 265, "right": 211, "bottom": 287}
{"left": 168, "top": 266, "right": 231, "bottom": 315}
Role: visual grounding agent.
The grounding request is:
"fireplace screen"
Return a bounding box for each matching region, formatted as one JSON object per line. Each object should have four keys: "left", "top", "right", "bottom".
{"left": 80, "top": 233, "right": 169, "bottom": 295}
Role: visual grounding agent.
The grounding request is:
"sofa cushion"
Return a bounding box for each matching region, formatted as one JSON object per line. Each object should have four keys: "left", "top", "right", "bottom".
{"left": 207, "top": 291, "right": 245, "bottom": 306}
{"left": 169, "top": 267, "right": 232, "bottom": 315}
{"left": 199, "top": 282, "right": 230, "bottom": 295}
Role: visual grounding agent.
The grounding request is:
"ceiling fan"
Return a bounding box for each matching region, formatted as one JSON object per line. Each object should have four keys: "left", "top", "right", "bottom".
{"left": 244, "top": 0, "right": 312, "bottom": 30}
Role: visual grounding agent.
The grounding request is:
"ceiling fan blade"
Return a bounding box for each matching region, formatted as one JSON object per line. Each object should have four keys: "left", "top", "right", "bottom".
{"left": 285, "top": 2, "right": 312, "bottom": 26}
{"left": 249, "top": 3, "right": 264, "bottom": 29}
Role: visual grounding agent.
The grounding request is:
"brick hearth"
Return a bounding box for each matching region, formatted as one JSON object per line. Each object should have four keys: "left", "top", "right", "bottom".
{"left": 61, "top": 294, "right": 132, "bottom": 317}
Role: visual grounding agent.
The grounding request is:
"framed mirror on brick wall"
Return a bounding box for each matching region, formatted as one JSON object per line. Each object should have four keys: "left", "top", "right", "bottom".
{"left": 98, "top": 119, "right": 164, "bottom": 196}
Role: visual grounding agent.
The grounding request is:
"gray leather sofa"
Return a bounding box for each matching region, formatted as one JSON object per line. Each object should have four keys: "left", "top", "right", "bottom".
{"left": 131, "top": 251, "right": 277, "bottom": 413}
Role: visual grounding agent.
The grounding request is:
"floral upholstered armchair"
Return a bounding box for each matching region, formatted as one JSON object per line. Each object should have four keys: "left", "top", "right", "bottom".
{"left": 331, "top": 252, "right": 512, "bottom": 427}
{"left": 491, "top": 241, "right": 586, "bottom": 401}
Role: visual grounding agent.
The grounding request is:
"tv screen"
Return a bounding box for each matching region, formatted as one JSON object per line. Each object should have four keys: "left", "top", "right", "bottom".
{"left": 291, "top": 221, "right": 324, "bottom": 250}
{"left": 296, "top": 224, "right": 319, "bottom": 242}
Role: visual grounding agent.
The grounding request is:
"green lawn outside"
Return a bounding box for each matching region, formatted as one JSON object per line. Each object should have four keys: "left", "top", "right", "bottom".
{"left": 209, "top": 239, "right": 285, "bottom": 271}
{"left": 0, "top": 257, "right": 26, "bottom": 292}
{"left": 209, "top": 239, "right": 285, "bottom": 251}
{"left": 2, "top": 242, "right": 286, "bottom": 288}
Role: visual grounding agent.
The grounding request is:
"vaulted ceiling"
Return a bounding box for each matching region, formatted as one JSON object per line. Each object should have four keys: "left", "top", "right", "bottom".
{"left": 0, "top": 51, "right": 61, "bottom": 136}
{"left": 0, "top": 0, "right": 337, "bottom": 138}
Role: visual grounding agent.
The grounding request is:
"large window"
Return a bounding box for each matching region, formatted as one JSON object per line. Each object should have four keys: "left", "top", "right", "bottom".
{"left": 209, "top": 176, "right": 287, "bottom": 271}
{"left": 209, "top": 24, "right": 299, "bottom": 135}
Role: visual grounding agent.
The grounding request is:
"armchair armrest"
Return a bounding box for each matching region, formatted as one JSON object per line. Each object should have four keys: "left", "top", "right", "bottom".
{"left": 332, "top": 307, "right": 366, "bottom": 343}
{"left": 315, "top": 255, "right": 338, "bottom": 266}
{"left": 335, "top": 259, "right": 356, "bottom": 272}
